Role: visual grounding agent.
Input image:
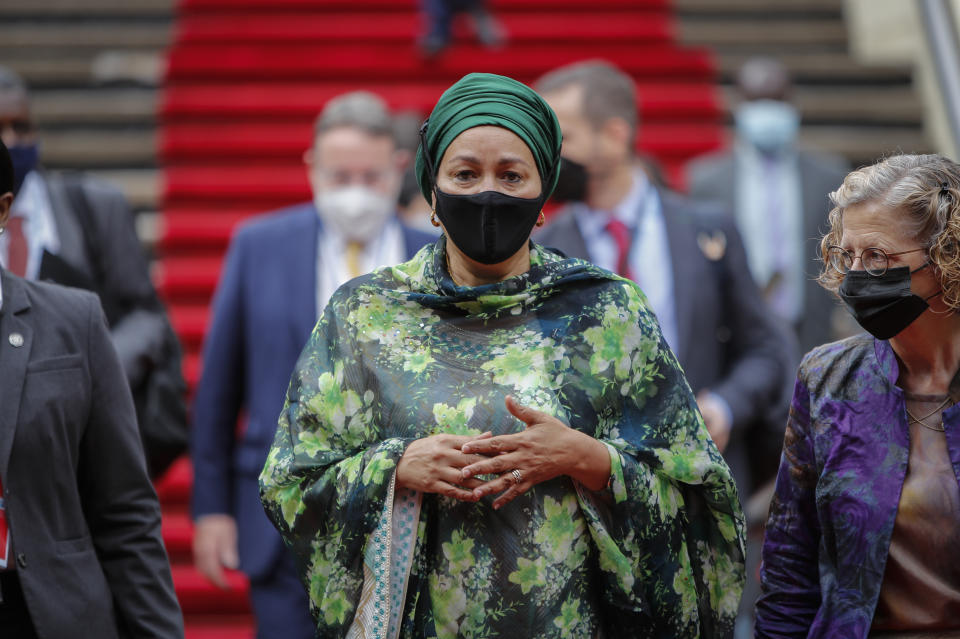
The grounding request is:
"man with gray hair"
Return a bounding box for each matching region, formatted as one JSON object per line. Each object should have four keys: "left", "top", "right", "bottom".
{"left": 190, "top": 91, "right": 434, "bottom": 638}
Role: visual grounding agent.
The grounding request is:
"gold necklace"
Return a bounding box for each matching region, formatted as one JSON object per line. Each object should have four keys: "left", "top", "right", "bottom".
{"left": 904, "top": 395, "right": 952, "bottom": 432}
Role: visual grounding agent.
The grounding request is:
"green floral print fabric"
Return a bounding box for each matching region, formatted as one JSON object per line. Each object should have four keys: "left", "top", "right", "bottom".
{"left": 260, "top": 238, "right": 745, "bottom": 638}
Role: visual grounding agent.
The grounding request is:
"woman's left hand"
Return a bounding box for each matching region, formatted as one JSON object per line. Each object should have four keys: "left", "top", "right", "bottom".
{"left": 460, "top": 396, "right": 611, "bottom": 509}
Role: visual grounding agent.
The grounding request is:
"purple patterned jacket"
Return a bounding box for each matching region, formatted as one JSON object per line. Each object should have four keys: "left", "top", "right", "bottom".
{"left": 755, "top": 334, "right": 960, "bottom": 638}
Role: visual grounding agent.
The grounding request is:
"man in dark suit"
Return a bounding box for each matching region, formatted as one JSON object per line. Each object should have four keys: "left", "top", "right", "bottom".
{"left": 535, "top": 61, "right": 794, "bottom": 499}
{"left": 190, "top": 92, "right": 435, "bottom": 639}
{"left": 0, "top": 65, "right": 186, "bottom": 478}
{"left": 687, "top": 57, "right": 851, "bottom": 355}
{"left": 0, "top": 140, "right": 183, "bottom": 637}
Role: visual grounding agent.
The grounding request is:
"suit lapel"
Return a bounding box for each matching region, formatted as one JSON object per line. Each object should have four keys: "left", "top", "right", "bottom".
{"left": 0, "top": 273, "right": 34, "bottom": 480}
{"left": 41, "top": 172, "right": 87, "bottom": 268}
{"left": 536, "top": 206, "right": 591, "bottom": 260}
{"left": 659, "top": 192, "right": 696, "bottom": 364}
{"left": 290, "top": 209, "right": 320, "bottom": 342}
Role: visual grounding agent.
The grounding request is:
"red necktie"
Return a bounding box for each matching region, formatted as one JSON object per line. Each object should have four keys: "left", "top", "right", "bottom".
{"left": 5, "top": 215, "right": 28, "bottom": 277}
{"left": 605, "top": 218, "right": 635, "bottom": 280}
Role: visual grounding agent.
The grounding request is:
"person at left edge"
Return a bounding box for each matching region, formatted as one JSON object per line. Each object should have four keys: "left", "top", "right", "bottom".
{"left": 0, "top": 138, "right": 184, "bottom": 637}
{"left": 190, "top": 91, "right": 435, "bottom": 639}
{"left": 0, "top": 65, "right": 186, "bottom": 479}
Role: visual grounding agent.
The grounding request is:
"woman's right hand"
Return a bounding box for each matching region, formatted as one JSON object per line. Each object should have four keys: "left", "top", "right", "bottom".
{"left": 396, "top": 433, "right": 492, "bottom": 501}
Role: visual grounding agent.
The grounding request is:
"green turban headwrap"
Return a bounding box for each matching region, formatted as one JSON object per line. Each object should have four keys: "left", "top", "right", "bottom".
{"left": 415, "top": 72, "right": 563, "bottom": 203}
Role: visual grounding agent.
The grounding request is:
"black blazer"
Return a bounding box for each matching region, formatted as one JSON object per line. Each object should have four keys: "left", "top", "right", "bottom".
{"left": 686, "top": 148, "right": 850, "bottom": 355}
{"left": 0, "top": 271, "right": 183, "bottom": 638}
{"left": 536, "top": 190, "right": 796, "bottom": 494}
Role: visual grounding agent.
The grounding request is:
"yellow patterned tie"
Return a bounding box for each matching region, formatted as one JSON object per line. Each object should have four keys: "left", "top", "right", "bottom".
{"left": 345, "top": 241, "right": 363, "bottom": 279}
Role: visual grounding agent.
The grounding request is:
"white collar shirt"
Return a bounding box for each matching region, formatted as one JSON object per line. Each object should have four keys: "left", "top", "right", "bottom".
{"left": 316, "top": 216, "right": 405, "bottom": 318}
{"left": 574, "top": 169, "right": 678, "bottom": 351}
{"left": 0, "top": 171, "right": 60, "bottom": 280}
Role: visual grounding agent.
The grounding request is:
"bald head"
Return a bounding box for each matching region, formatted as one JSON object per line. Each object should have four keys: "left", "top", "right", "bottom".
{"left": 736, "top": 57, "right": 791, "bottom": 102}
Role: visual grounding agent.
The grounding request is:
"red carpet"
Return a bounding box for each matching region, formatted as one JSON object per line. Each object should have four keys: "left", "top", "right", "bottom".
{"left": 158, "top": 1, "right": 722, "bottom": 635}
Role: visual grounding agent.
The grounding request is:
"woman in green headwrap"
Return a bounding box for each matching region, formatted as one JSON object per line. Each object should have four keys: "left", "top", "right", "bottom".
{"left": 259, "top": 73, "right": 745, "bottom": 638}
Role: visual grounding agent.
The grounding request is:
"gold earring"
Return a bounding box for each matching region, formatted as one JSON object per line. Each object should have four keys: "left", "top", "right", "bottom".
{"left": 535, "top": 211, "right": 545, "bottom": 227}
{"left": 430, "top": 210, "right": 441, "bottom": 227}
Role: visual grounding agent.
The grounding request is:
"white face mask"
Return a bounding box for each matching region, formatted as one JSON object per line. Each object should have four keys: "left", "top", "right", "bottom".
{"left": 314, "top": 185, "right": 395, "bottom": 243}
{"left": 734, "top": 99, "right": 800, "bottom": 153}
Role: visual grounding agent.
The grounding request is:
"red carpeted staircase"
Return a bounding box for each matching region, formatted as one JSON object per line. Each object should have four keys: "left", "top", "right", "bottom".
{"left": 156, "top": 1, "right": 722, "bottom": 635}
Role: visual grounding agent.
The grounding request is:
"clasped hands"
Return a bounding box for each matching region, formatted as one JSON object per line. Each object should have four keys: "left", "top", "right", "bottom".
{"left": 395, "top": 395, "right": 610, "bottom": 510}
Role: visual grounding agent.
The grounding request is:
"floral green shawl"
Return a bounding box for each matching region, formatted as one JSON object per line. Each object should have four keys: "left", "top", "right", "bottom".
{"left": 259, "top": 239, "right": 745, "bottom": 638}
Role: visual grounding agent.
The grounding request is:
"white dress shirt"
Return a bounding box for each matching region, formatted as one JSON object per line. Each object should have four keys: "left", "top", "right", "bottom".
{"left": 315, "top": 217, "right": 405, "bottom": 317}
{"left": 573, "top": 169, "right": 678, "bottom": 351}
{"left": 0, "top": 171, "right": 60, "bottom": 279}
{"left": 735, "top": 143, "right": 804, "bottom": 322}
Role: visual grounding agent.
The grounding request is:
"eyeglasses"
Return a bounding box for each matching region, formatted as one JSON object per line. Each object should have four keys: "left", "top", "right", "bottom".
{"left": 825, "top": 245, "right": 926, "bottom": 276}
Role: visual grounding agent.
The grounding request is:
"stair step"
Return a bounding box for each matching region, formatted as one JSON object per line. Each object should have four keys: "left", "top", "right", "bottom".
{"left": 162, "top": 510, "right": 194, "bottom": 561}
{"left": 161, "top": 82, "right": 719, "bottom": 122}
{"left": 178, "top": 0, "right": 670, "bottom": 10}
{"left": 172, "top": 565, "right": 251, "bottom": 614}
{"left": 32, "top": 88, "right": 157, "bottom": 126}
{"left": 169, "top": 303, "right": 214, "bottom": 349}
{"left": 675, "top": 0, "right": 841, "bottom": 11}
{"left": 6, "top": 51, "right": 165, "bottom": 87}
{"left": 174, "top": 12, "right": 672, "bottom": 44}
{"left": 185, "top": 619, "right": 254, "bottom": 639}
{"left": 798, "top": 125, "right": 931, "bottom": 164}
{"left": 160, "top": 121, "right": 720, "bottom": 162}
{"left": 86, "top": 168, "right": 158, "bottom": 210}
{"left": 714, "top": 52, "right": 911, "bottom": 85}
{"left": 159, "top": 208, "right": 257, "bottom": 251}
{"left": 0, "top": 22, "right": 171, "bottom": 50}
{"left": 0, "top": 0, "right": 173, "bottom": 17}
{"left": 156, "top": 254, "right": 226, "bottom": 298}
{"left": 166, "top": 43, "right": 713, "bottom": 82}
{"left": 717, "top": 86, "right": 924, "bottom": 125}
{"left": 156, "top": 456, "right": 193, "bottom": 506}
{"left": 39, "top": 128, "right": 156, "bottom": 168}
{"left": 680, "top": 17, "right": 847, "bottom": 47}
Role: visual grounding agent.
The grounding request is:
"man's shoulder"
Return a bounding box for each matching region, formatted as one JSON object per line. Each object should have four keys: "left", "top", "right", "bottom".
{"left": 7, "top": 272, "right": 101, "bottom": 322}
{"left": 797, "top": 147, "right": 850, "bottom": 182}
{"left": 398, "top": 223, "right": 437, "bottom": 253}
{"left": 799, "top": 333, "right": 874, "bottom": 392}
{"left": 233, "top": 203, "right": 317, "bottom": 244}
{"left": 659, "top": 188, "right": 734, "bottom": 231}
{"left": 686, "top": 149, "right": 735, "bottom": 181}
{"left": 43, "top": 170, "right": 126, "bottom": 201}
{"left": 534, "top": 206, "right": 579, "bottom": 238}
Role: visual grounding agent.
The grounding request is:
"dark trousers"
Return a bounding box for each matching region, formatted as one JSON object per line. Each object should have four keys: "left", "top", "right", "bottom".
{"left": 0, "top": 571, "right": 39, "bottom": 638}
{"left": 421, "top": 0, "right": 485, "bottom": 40}
{"left": 249, "top": 549, "right": 316, "bottom": 639}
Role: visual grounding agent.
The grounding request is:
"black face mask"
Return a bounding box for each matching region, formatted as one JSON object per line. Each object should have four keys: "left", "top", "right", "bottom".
{"left": 435, "top": 189, "right": 542, "bottom": 265}
{"left": 550, "top": 157, "right": 589, "bottom": 204}
{"left": 838, "top": 263, "right": 941, "bottom": 340}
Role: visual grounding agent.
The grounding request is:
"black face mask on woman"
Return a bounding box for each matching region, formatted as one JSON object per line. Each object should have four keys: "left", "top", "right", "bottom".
{"left": 838, "top": 263, "right": 941, "bottom": 340}
{"left": 435, "top": 189, "right": 543, "bottom": 265}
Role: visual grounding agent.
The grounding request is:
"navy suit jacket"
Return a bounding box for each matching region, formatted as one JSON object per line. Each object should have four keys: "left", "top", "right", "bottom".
{"left": 190, "top": 203, "right": 433, "bottom": 578}
{"left": 536, "top": 190, "right": 796, "bottom": 495}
